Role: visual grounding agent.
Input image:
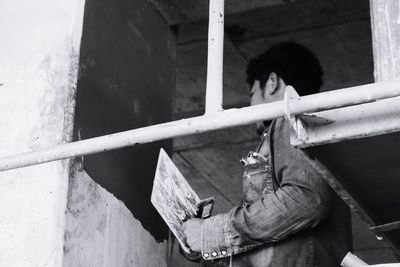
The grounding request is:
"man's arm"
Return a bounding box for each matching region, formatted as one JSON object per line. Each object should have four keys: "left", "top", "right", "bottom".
{"left": 184, "top": 119, "right": 332, "bottom": 260}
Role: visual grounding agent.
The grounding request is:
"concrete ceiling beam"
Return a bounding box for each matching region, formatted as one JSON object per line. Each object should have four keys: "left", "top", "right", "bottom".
{"left": 178, "top": 0, "right": 370, "bottom": 45}
{"left": 148, "top": 0, "right": 296, "bottom": 25}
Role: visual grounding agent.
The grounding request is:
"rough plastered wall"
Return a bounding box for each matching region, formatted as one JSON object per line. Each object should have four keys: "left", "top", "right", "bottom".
{"left": 69, "top": 0, "right": 176, "bottom": 265}
{"left": 0, "top": 0, "right": 85, "bottom": 266}
{"left": 65, "top": 0, "right": 175, "bottom": 265}
{"left": 0, "top": 0, "right": 173, "bottom": 265}
{"left": 370, "top": 0, "right": 400, "bottom": 82}
{"left": 64, "top": 168, "right": 167, "bottom": 266}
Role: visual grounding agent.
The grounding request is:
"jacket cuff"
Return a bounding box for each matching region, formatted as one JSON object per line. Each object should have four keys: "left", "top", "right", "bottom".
{"left": 200, "top": 213, "right": 233, "bottom": 260}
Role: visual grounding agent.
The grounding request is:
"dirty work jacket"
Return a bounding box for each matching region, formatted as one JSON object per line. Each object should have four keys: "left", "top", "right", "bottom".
{"left": 200, "top": 118, "right": 352, "bottom": 267}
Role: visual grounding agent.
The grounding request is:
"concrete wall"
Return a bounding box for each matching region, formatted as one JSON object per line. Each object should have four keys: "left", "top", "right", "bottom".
{"left": 0, "top": 0, "right": 85, "bottom": 266}
{"left": 64, "top": 168, "right": 167, "bottom": 266}
{"left": 71, "top": 0, "right": 176, "bottom": 264}
{"left": 0, "top": 0, "right": 175, "bottom": 266}
{"left": 370, "top": 0, "right": 400, "bottom": 82}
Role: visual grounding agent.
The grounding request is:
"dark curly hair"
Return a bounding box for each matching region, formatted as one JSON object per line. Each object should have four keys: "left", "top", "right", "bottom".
{"left": 246, "top": 42, "right": 323, "bottom": 96}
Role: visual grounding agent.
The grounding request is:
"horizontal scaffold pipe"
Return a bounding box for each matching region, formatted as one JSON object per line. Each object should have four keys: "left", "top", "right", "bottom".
{"left": 1, "top": 80, "right": 400, "bottom": 171}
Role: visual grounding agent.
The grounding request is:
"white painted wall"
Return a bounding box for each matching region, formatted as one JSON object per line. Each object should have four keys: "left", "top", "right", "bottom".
{"left": 64, "top": 168, "right": 168, "bottom": 267}
{"left": 0, "top": 0, "right": 85, "bottom": 266}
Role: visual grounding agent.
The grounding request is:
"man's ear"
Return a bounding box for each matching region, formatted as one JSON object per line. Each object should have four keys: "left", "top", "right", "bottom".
{"left": 267, "top": 72, "right": 279, "bottom": 95}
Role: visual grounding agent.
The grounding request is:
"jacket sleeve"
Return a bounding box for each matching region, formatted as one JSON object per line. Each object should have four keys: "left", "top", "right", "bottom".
{"left": 199, "top": 118, "right": 332, "bottom": 260}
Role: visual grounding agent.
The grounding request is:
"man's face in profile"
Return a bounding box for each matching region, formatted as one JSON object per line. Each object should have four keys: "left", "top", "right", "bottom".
{"left": 250, "top": 74, "right": 286, "bottom": 135}
{"left": 250, "top": 80, "right": 269, "bottom": 135}
{"left": 250, "top": 80, "right": 266, "bottom": 106}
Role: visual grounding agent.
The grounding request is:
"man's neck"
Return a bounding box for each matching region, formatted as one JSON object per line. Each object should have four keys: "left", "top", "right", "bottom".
{"left": 256, "top": 120, "right": 273, "bottom": 137}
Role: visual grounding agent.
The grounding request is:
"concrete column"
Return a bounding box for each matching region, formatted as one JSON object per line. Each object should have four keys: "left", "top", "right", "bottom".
{"left": 370, "top": 0, "right": 400, "bottom": 82}
{"left": 0, "top": 0, "right": 85, "bottom": 266}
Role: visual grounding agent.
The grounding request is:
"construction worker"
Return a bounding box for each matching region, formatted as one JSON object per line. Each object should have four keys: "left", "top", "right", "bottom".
{"left": 183, "top": 42, "right": 352, "bottom": 266}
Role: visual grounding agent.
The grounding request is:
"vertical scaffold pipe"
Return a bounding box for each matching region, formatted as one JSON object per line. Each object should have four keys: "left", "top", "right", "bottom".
{"left": 205, "top": 0, "right": 224, "bottom": 114}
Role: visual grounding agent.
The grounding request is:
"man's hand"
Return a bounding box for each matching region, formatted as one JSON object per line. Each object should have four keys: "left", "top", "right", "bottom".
{"left": 182, "top": 218, "right": 204, "bottom": 253}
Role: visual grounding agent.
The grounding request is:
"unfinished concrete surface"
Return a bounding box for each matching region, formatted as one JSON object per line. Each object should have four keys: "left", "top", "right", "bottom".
{"left": 1, "top": 0, "right": 399, "bottom": 266}
{"left": 0, "top": 0, "right": 174, "bottom": 266}
{"left": 150, "top": 0, "right": 293, "bottom": 25}
{"left": 0, "top": 0, "right": 84, "bottom": 266}
{"left": 64, "top": 168, "right": 167, "bottom": 266}
{"left": 73, "top": 0, "right": 175, "bottom": 243}
{"left": 370, "top": 0, "right": 400, "bottom": 82}
{"left": 70, "top": 0, "right": 176, "bottom": 265}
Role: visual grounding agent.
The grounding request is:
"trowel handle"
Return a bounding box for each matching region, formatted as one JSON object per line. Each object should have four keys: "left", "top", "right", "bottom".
{"left": 196, "top": 197, "right": 215, "bottom": 219}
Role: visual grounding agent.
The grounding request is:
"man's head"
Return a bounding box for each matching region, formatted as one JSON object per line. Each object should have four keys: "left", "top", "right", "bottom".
{"left": 246, "top": 42, "right": 323, "bottom": 134}
{"left": 247, "top": 42, "right": 323, "bottom": 99}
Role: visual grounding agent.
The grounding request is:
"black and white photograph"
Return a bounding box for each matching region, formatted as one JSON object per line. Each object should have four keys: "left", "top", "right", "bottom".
{"left": 0, "top": 0, "right": 400, "bottom": 266}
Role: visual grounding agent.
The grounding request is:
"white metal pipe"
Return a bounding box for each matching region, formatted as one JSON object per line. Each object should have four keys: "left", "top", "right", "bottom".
{"left": 291, "top": 96, "right": 400, "bottom": 148}
{"left": 341, "top": 252, "right": 369, "bottom": 267}
{"left": 289, "top": 79, "right": 400, "bottom": 115}
{"left": 1, "top": 80, "right": 400, "bottom": 171}
{"left": 0, "top": 102, "right": 282, "bottom": 171}
{"left": 205, "top": 0, "right": 224, "bottom": 114}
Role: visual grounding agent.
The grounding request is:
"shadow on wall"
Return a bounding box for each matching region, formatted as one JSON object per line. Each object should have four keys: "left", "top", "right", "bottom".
{"left": 73, "top": 0, "right": 176, "bottom": 241}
